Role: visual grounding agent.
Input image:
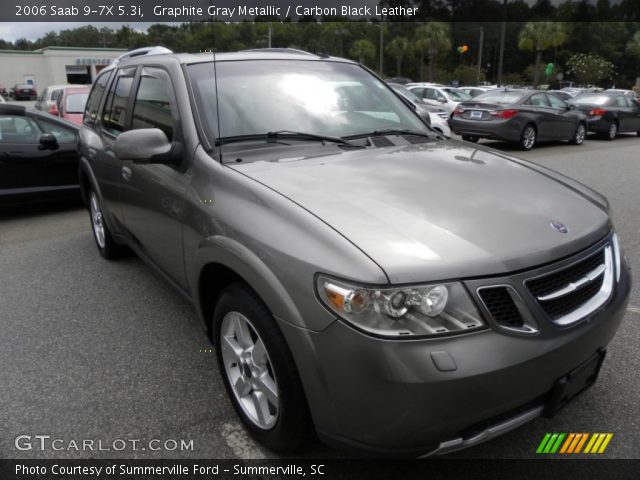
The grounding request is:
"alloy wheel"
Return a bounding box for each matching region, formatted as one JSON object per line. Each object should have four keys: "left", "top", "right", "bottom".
{"left": 89, "top": 192, "right": 106, "bottom": 249}
{"left": 220, "top": 311, "right": 279, "bottom": 430}
{"left": 574, "top": 124, "right": 586, "bottom": 144}
{"left": 522, "top": 126, "right": 536, "bottom": 150}
{"left": 608, "top": 123, "right": 618, "bottom": 140}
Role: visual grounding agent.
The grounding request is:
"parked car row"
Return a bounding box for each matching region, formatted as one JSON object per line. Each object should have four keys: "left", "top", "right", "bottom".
{"left": 451, "top": 89, "right": 640, "bottom": 150}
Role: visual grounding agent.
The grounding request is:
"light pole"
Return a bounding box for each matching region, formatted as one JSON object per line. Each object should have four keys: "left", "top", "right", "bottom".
{"left": 497, "top": 0, "right": 507, "bottom": 86}
{"left": 375, "top": 23, "right": 384, "bottom": 76}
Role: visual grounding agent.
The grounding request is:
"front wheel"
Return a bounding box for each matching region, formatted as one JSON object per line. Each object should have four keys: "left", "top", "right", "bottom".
{"left": 462, "top": 135, "right": 479, "bottom": 143}
{"left": 569, "top": 123, "right": 586, "bottom": 145}
{"left": 520, "top": 124, "right": 537, "bottom": 150}
{"left": 88, "top": 190, "right": 127, "bottom": 259}
{"left": 213, "top": 283, "right": 312, "bottom": 451}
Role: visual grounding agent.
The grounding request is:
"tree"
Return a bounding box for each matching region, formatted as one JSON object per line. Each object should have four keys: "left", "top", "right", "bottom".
{"left": 626, "top": 30, "right": 640, "bottom": 57}
{"left": 386, "top": 37, "right": 410, "bottom": 76}
{"left": 415, "top": 22, "right": 451, "bottom": 82}
{"left": 565, "top": 53, "right": 615, "bottom": 86}
{"left": 518, "top": 22, "right": 567, "bottom": 86}
{"left": 349, "top": 39, "right": 375, "bottom": 65}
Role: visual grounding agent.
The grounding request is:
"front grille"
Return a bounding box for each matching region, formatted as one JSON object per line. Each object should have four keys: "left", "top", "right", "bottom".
{"left": 538, "top": 276, "right": 604, "bottom": 320}
{"left": 478, "top": 287, "right": 524, "bottom": 328}
{"left": 527, "top": 249, "right": 605, "bottom": 298}
{"left": 526, "top": 248, "right": 607, "bottom": 322}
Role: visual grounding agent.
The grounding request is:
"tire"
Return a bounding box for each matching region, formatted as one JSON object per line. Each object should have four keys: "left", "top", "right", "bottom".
{"left": 213, "top": 283, "right": 312, "bottom": 452}
{"left": 605, "top": 122, "right": 617, "bottom": 141}
{"left": 462, "top": 135, "right": 479, "bottom": 143}
{"left": 569, "top": 123, "right": 586, "bottom": 145}
{"left": 88, "top": 190, "right": 127, "bottom": 259}
{"left": 520, "top": 124, "right": 537, "bottom": 150}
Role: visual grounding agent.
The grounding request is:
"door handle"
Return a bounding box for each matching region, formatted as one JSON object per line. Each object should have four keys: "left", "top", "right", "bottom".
{"left": 121, "top": 166, "right": 132, "bottom": 181}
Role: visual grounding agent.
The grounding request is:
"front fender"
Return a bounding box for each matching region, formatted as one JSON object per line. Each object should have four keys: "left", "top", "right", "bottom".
{"left": 191, "top": 235, "right": 325, "bottom": 333}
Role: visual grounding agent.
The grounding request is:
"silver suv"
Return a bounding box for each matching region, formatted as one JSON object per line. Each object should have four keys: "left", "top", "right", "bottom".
{"left": 78, "top": 49, "right": 631, "bottom": 456}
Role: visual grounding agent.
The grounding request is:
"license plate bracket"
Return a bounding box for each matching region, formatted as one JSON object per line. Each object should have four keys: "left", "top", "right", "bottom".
{"left": 543, "top": 349, "right": 606, "bottom": 418}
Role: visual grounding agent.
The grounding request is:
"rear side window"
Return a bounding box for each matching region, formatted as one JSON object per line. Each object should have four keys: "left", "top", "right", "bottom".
{"left": 131, "top": 67, "right": 175, "bottom": 141}
{"left": 84, "top": 71, "right": 113, "bottom": 126}
{"left": 102, "top": 67, "right": 136, "bottom": 136}
{"left": 547, "top": 94, "right": 567, "bottom": 109}
{"left": 527, "top": 94, "right": 549, "bottom": 107}
{"left": 614, "top": 96, "right": 628, "bottom": 107}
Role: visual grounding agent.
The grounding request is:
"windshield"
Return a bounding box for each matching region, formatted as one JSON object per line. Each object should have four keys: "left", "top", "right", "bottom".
{"left": 65, "top": 92, "right": 89, "bottom": 113}
{"left": 188, "top": 60, "right": 427, "bottom": 143}
{"left": 443, "top": 89, "right": 471, "bottom": 101}
{"left": 572, "top": 95, "right": 612, "bottom": 106}
{"left": 472, "top": 91, "right": 526, "bottom": 104}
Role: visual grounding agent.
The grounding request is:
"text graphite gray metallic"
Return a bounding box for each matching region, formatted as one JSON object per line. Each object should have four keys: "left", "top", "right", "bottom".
{"left": 77, "top": 49, "right": 631, "bottom": 456}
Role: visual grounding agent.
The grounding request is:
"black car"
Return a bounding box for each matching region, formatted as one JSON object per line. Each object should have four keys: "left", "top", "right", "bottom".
{"left": 451, "top": 90, "right": 588, "bottom": 150}
{"left": 0, "top": 104, "right": 80, "bottom": 205}
{"left": 10, "top": 83, "right": 38, "bottom": 101}
{"left": 570, "top": 92, "right": 640, "bottom": 140}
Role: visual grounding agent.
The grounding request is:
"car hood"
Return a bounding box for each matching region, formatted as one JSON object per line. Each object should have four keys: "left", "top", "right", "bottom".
{"left": 230, "top": 141, "right": 610, "bottom": 283}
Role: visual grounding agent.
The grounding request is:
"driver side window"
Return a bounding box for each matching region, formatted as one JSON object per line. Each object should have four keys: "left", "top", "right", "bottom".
{"left": 0, "top": 115, "right": 40, "bottom": 144}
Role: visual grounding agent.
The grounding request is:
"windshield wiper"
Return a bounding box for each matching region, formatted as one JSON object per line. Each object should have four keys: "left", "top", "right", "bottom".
{"left": 343, "top": 129, "right": 437, "bottom": 140}
{"left": 216, "top": 131, "right": 357, "bottom": 146}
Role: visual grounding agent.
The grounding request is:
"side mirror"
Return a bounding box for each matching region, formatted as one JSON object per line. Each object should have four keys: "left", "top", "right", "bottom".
{"left": 115, "top": 128, "right": 172, "bottom": 163}
{"left": 438, "top": 97, "right": 447, "bottom": 103}
{"left": 39, "top": 132, "right": 58, "bottom": 149}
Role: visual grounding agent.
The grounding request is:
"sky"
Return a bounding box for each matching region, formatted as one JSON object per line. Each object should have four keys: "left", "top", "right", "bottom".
{"left": 0, "top": 22, "right": 161, "bottom": 42}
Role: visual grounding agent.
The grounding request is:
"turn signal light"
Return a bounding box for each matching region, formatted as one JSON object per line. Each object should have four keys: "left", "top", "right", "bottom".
{"left": 490, "top": 109, "right": 519, "bottom": 119}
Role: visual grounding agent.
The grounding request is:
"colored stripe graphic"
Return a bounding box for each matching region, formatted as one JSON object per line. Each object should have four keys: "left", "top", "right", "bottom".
{"left": 538, "top": 433, "right": 613, "bottom": 454}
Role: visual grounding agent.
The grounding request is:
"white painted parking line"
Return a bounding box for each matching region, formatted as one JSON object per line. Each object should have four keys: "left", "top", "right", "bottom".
{"left": 221, "top": 422, "right": 266, "bottom": 459}
{"left": 627, "top": 306, "right": 640, "bottom": 314}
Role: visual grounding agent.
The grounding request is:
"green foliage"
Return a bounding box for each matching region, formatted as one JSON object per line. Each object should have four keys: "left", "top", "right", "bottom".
{"left": 386, "top": 37, "right": 410, "bottom": 76}
{"left": 349, "top": 39, "right": 376, "bottom": 65}
{"left": 627, "top": 31, "right": 640, "bottom": 57}
{"left": 451, "top": 65, "right": 483, "bottom": 86}
{"left": 566, "top": 53, "right": 616, "bottom": 85}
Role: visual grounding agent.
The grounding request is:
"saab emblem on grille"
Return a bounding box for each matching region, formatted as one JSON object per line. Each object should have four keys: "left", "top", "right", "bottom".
{"left": 550, "top": 221, "right": 569, "bottom": 234}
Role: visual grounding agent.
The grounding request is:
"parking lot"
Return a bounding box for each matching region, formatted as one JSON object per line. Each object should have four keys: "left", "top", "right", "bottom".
{"left": 1, "top": 110, "right": 639, "bottom": 459}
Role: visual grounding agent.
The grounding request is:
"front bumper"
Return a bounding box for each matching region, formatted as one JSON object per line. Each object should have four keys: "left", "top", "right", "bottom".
{"left": 277, "top": 246, "right": 631, "bottom": 457}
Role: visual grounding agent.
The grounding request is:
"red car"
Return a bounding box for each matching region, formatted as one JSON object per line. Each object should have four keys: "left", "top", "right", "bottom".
{"left": 50, "top": 86, "right": 90, "bottom": 125}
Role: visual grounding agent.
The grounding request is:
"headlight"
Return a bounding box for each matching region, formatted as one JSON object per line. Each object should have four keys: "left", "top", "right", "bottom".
{"left": 316, "top": 275, "right": 485, "bottom": 338}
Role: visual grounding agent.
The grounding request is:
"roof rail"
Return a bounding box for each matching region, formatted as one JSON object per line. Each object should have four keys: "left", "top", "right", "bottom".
{"left": 240, "top": 48, "right": 315, "bottom": 56}
{"left": 109, "top": 46, "right": 173, "bottom": 68}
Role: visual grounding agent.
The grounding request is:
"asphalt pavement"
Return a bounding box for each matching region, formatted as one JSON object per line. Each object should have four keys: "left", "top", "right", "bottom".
{"left": 1, "top": 132, "right": 639, "bottom": 460}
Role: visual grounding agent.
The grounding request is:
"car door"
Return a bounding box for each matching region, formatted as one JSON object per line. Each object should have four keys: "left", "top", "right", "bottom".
{"left": 0, "top": 113, "right": 53, "bottom": 196}
{"left": 32, "top": 114, "right": 79, "bottom": 188}
{"left": 118, "top": 66, "right": 187, "bottom": 289}
{"left": 419, "top": 87, "right": 442, "bottom": 108}
{"left": 93, "top": 66, "right": 137, "bottom": 224}
{"left": 613, "top": 95, "right": 633, "bottom": 132}
{"left": 35, "top": 88, "right": 48, "bottom": 111}
{"left": 523, "top": 93, "right": 555, "bottom": 140}
{"left": 625, "top": 96, "right": 640, "bottom": 131}
{"left": 545, "top": 93, "right": 576, "bottom": 139}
